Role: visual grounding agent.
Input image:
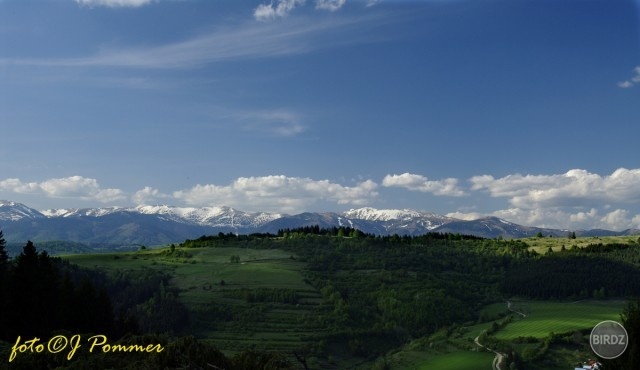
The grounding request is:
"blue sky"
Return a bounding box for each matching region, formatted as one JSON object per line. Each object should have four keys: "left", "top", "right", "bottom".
{"left": 1, "top": 0, "right": 640, "bottom": 230}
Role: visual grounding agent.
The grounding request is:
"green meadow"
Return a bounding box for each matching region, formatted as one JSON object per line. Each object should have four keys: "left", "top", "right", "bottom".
{"left": 390, "top": 350, "right": 495, "bottom": 370}
{"left": 494, "top": 300, "right": 624, "bottom": 340}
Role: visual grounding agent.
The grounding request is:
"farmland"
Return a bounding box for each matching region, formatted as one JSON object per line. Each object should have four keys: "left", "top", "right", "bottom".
{"left": 35, "top": 232, "right": 640, "bottom": 369}
{"left": 494, "top": 300, "right": 624, "bottom": 340}
{"left": 65, "top": 246, "right": 324, "bottom": 356}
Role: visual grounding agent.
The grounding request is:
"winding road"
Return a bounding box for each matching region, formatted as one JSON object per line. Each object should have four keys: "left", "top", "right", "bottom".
{"left": 474, "top": 334, "right": 504, "bottom": 370}
{"left": 473, "top": 300, "right": 527, "bottom": 370}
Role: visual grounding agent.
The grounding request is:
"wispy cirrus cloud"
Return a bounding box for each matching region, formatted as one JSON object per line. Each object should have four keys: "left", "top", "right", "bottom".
{"left": 0, "top": 176, "right": 126, "bottom": 203}
{"left": 382, "top": 172, "right": 466, "bottom": 197}
{"left": 231, "top": 109, "right": 306, "bottom": 137}
{"left": 316, "top": 0, "right": 347, "bottom": 12}
{"left": 75, "top": 0, "right": 155, "bottom": 7}
{"left": 0, "top": 15, "right": 377, "bottom": 70}
{"left": 365, "top": 0, "right": 380, "bottom": 7}
{"left": 173, "top": 175, "right": 378, "bottom": 213}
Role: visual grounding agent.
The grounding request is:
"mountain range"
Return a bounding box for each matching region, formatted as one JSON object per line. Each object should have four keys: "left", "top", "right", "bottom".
{"left": 1, "top": 200, "right": 638, "bottom": 248}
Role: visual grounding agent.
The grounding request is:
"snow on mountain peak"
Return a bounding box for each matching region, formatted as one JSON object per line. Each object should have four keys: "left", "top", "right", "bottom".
{"left": 344, "top": 207, "right": 424, "bottom": 221}
{"left": 0, "top": 200, "right": 44, "bottom": 221}
{"left": 134, "top": 204, "right": 282, "bottom": 228}
{"left": 343, "top": 207, "right": 456, "bottom": 231}
{"left": 41, "top": 207, "right": 125, "bottom": 218}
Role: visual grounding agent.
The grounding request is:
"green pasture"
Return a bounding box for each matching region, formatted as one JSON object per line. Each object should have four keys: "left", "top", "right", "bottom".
{"left": 390, "top": 350, "right": 495, "bottom": 370}
{"left": 494, "top": 300, "right": 624, "bottom": 340}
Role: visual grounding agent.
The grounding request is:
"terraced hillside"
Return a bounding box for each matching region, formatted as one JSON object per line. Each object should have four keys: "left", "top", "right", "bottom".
{"left": 65, "top": 245, "right": 325, "bottom": 359}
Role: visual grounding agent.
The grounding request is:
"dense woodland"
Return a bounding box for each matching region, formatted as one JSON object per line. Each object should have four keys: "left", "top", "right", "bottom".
{"left": 0, "top": 229, "right": 294, "bottom": 369}
{"left": 1, "top": 226, "right": 640, "bottom": 369}
{"left": 180, "top": 229, "right": 640, "bottom": 368}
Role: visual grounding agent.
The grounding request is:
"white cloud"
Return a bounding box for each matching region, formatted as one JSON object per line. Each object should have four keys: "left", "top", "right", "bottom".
{"left": 458, "top": 167, "right": 640, "bottom": 231}
{"left": 598, "top": 209, "right": 632, "bottom": 230}
{"left": 617, "top": 65, "right": 640, "bottom": 88}
{"left": 254, "top": 0, "right": 306, "bottom": 21}
{"left": 618, "top": 81, "right": 633, "bottom": 88}
{"left": 490, "top": 207, "right": 598, "bottom": 230}
{"left": 316, "top": 0, "right": 346, "bottom": 12}
{"left": 173, "top": 175, "right": 378, "bottom": 213}
{"left": 365, "top": 0, "right": 380, "bottom": 7}
{"left": 470, "top": 168, "right": 640, "bottom": 209}
{"left": 0, "top": 178, "right": 41, "bottom": 194}
{"left": 446, "top": 207, "right": 639, "bottom": 231}
{"left": 133, "top": 186, "right": 169, "bottom": 204}
{"left": 0, "top": 176, "right": 126, "bottom": 203}
{"left": 445, "top": 211, "right": 483, "bottom": 221}
{"left": 382, "top": 173, "right": 466, "bottom": 196}
{"left": 75, "top": 0, "right": 154, "bottom": 7}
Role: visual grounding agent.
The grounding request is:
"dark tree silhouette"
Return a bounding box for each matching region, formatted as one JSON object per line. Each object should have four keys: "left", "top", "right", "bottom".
{"left": 0, "top": 228, "right": 8, "bottom": 265}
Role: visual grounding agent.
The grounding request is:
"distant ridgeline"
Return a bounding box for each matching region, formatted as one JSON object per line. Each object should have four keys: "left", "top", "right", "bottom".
{"left": 0, "top": 226, "right": 639, "bottom": 369}
{"left": 176, "top": 227, "right": 640, "bottom": 369}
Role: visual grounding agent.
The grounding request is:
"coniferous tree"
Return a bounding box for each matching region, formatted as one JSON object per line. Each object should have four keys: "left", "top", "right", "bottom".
{"left": 607, "top": 299, "right": 640, "bottom": 369}
{"left": 0, "top": 228, "right": 8, "bottom": 265}
{"left": 0, "top": 228, "right": 8, "bottom": 339}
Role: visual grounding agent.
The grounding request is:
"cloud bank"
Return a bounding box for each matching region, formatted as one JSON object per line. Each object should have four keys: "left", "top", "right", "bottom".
{"left": 470, "top": 168, "right": 640, "bottom": 208}
{"left": 463, "top": 168, "right": 640, "bottom": 230}
{"left": 1, "top": 168, "right": 639, "bottom": 230}
{"left": 173, "top": 175, "right": 378, "bottom": 213}
{"left": 0, "top": 176, "right": 126, "bottom": 203}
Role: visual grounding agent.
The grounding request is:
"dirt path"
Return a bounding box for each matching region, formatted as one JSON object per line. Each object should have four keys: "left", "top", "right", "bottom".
{"left": 507, "top": 300, "right": 527, "bottom": 318}
{"left": 474, "top": 300, "right": 527, "bottom": 370}
{"left": 474, "top": 335, "right": 504, "bottom": 370}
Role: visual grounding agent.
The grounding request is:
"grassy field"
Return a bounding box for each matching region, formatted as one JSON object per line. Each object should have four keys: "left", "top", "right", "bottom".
{"left": 390, "top": 350, "right": 495, "bottom": 370}
{"left": 494, "top": 300, "right": 624, "bottom": 340}
{"left": 64, "top": 246, "right": 324, "bottom": 355}
{"left": 523, "top": 235, "right": 638, "bottom": 254}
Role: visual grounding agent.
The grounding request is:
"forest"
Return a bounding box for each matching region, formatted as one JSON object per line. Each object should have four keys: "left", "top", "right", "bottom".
{"left": 0, "top": 227, "right": 639, "bottom": 369}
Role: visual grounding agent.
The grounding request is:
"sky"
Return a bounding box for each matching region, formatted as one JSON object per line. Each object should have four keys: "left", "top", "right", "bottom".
{"left": 1, "top": 0, "right": 640, "bottom": 231}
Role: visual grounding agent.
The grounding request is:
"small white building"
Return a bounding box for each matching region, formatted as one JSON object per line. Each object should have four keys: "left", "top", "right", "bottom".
{"left": 574, "top": 360, "right": 602, "bottom": 370}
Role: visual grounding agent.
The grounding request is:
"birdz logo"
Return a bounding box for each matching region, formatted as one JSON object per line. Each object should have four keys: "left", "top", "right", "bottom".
{"left": 590, "top": 320, "right": 628, "bottom": 359}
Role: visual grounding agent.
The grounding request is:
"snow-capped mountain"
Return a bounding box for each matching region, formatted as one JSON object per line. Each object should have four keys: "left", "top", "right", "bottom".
{"left": 344, "top": 207, "right": 455, "bottom": 233}
{"left": 0, "top": 200, "right": 45, "bottom": 221}
{"left": 41, "top": 207, "right": 125, "bottom": 218}
{"left": 40, "top": 204, "right": 281, "bottom": 229}
{"left": 0, "top": 200, "right": 638, "bottom": 247}
{"left": 133, "top": 205, "right": 281, "bottom": 228}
